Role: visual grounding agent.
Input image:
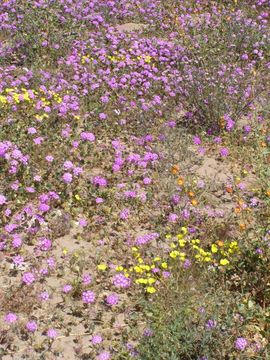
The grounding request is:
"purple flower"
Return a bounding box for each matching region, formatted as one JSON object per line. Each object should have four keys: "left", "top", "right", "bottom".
{"left": 45, "top": 155, "right": 54, "bottom": 162}
{"left": 220, "top": 148, "right": 229, "bottom": 157}
{"left": 168, "top": 213, "right": 178, "bottom": 223}
{"left": 5, "top": 313, "right": 17, "bottom": 324}
{"left": 62, "top": 284, "right": 73, "bottom": 294}
{"left": 26, "top": 321, "right": 38, "bottom": 332}
{"left": 113, "top": 273, "right": 131, "bottom": 288}
{"left": 39, "top": 291, "right": 50, "bottom": 301}
{"left": 80, "top": 132, "right": 95, "bottom": 141}
{"left": 106, "top": 293, "right": 119, "bottom": 306}
{"left": 92, "top": 334, "right": 103, "bottom": 345}
{"left": 97, "top": 351, "right": 111, "bottom": 360}
{"left": 92, "top": 176, "right": 107, "bottom": 187}
{"left": 205, "top": 319, "right": 217, "bottom": 330}
{"left": 39, "top": 203, "right": 50, "bottom": 212}
{"left": 47, "top": 328, "right": 58, "bottom": 339}
{"left": 143, "top": 177, "right": 152, "bottom": 185}
{"left": 13, "top": 255, "right": 24, "bottom": 266}
{"left": 12, "top": 235, "right": 22, "bottom": 248}
{"left": 171, "top": 194, "right": 180, "bottom": 205}
{"left": 193, "top": 136, "right": 201, "bottom": 145}
{"left": 143, "top": 328, "right": 153, "bottom": 337}
{"left": 63, "top": 161, "right": 74, "bottom": 170}
{"left": 62, "top": 172, "right": 73, "bottom": 184}
{"left": 99, "top": 113, "right": 107, "bottom": 120}
{"left": 22, "top": 272, "right": 36, "bottom": 285}
{"left": 162, "top": 271, "right": 171, "bottom": 278}
{"left": 235, "top": 337, "right": 248, "bottom": 351}
{"left": 183, "top": 259, "right": 192, "bottom": 269}
{"left": 28, "top": 127, "right": 37, "bottom": 134}
{"left": 136, "top": 233, "right": 159, "bottom": 246}
{"left": 82, "top": 290, "right": 95, "bottom": 304}
{"left": 0, "top": 194, "right": 7, "bottom": 205}
{"left": 119, "top": 208, "right": 130, "bottom": 220}
{"left": 82, "top": 273, "right": 92, "bottom": 285}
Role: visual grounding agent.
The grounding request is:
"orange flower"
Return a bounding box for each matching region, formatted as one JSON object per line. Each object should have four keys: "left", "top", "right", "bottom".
{"left": 171, "top": 165, "right": 180, "bottom": 175}
{"left": 234, "top": 207, "right": 241, "bottom": 214}
{"left": 191, "top": 199, "right": 198, "bottom": 206}
{"left": 178, "top": 177, "right": 184, "bottom": 186}
{"left": 266, "top": 189, "right": 270, "bottom": 197}
{"left": 188, "top": 191, "right": 195, "bottom": 197}
{"left": 226, "top": 186, "right": 233, "bottom": 193}
{"left": 239, "top": 223, "right": 246, "bottom": 230}
{"left": 217, "top": 240, "right": 224, "bottom": 247}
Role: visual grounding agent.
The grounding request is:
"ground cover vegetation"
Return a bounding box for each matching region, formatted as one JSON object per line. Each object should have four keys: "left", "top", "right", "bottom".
{"left": 0, "top": 0, "right": 269, "bottom": 359}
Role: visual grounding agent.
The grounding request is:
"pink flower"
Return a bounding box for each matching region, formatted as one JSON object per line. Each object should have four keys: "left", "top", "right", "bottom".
{"left": 0, "top": 194, "right": 7, "bottom": 205}
{"left": 82, "top": 273, "right": 92, "bottom": 285}
{"left": 112, "top": 273, "right": 131, "bottom": 288}
{"left": 143, "top": 177, "right": 152, "bottom": 185}
{"left": 92, "top": 334, "right": 103, "bottom": 345}
{"left": 5, "top": 313, "right": 17, "bottom": 324}
{"left": 39, "top": 203, "right": 50, "bottom": 212}
{"left": 99, "top": 113, "right": 107, "bottom": 120}
{"left": 22, "top": 272, "right": 36, "bottom": 285}
{"left": 62, "top": 284, "right": 73, "bottom": 294}
{"left": 119, "top": 208, "right": 130, "bottom": 220}
{"left": 28, "top": 127, "right": 37, "bottom": 134}
{"left": 168, "top": 213, "right": 178, "bottom": 223}
{"left": 80, "top": 132, "right": 95, "bottom": 141}
{"left": 47, "top": 328, "right": 58, "bottom": 339}
{"left": 26, "top": 321, "right": 38, "bottom": 332}
{"left": 220, "top": 148, "right": 229, "bottom": 157}
{"left": 98, "top": 351, "right": 111, "bottom": 360}
{"left": 106, "top": 293, "right": 119, "bottom": 306}
{"left": 45, "top": 155, "right": 54, "bottom": 162}
{"left": 62, "top": 172, "right": 73, "bottom": 184}
{"left": 82, "top": 290, "right": 95, "bottom": 304}
{"left": 193, "top": 136, "right": 201, "bottom": 145}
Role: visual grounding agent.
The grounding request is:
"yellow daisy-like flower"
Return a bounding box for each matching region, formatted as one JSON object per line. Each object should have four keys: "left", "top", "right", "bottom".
{"left": 220, "top": 259, "right": 229, "bottom": 266}
{"left": 170, "top": 250, "right": 179, "bottom": 259}
{"left": 115, "top": 266, "right": 124, "bottom": 271}
{"left": 146, "top": 286, "right": 156, "bottom": 294}
{"left": 97, "top": 263, "right": 107, "bottom": 271}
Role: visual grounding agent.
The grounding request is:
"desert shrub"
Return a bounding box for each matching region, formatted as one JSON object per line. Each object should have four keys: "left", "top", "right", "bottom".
{"left": 176, "top": 7, "right": 270, "bottom": 131}
{"left": 137, "top": 258, "right": 269, "bottom": 359}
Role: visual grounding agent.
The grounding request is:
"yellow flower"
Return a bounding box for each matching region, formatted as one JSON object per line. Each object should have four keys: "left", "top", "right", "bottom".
{"left": 115, "top": 266, "right": 124, "bottom": 271}
{"left": 181, "top": 227, "right": 188, "bottom": 235}
{"left": 146, "top": 286, "right": 156, "bottom": 294}
{"left": 211, "top": 244, "right": 218, "bottom": 253}
{"left": 97, "top": 263, "right": 107, "bottom": 271}
{"left": 161, "top": 262, "right": 167, "bottom": 269}
{"left": 148, "top": 278, "right": 156, "bottom": 285}
{"left": 134, "top": 266, "right": 142, "bottom": 273}
{"left": 220, "top": 259, "right": 229, "bottom": 266}
{"left": 74, "top": 194, "right": 81, "bottom": 201}
{"left": 170, "top": 251, "right": 179, "bottom": 259}
{"left": 178, "top": 239, "right": 186, "bottom": 247}
{"left": 136, "top": 278, "right": 148, "bottom": 285}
